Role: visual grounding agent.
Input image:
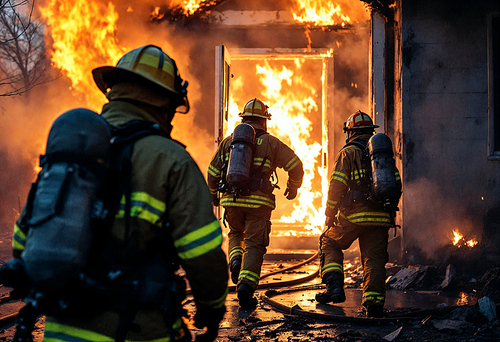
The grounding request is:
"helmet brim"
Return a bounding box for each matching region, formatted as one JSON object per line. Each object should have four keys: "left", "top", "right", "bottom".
{"left": 343, "top": 125, "right": 379, "bottom": 133}
{"left": 238, "top": 113, "right": 271, "bottom": 120}
{"left": 92, "top": 66, "right": 189, "bottom": 114}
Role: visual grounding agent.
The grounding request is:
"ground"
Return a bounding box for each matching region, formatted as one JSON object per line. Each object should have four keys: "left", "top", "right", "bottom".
{"left": 0, "top": 240, "right": 498, "bottom": 342}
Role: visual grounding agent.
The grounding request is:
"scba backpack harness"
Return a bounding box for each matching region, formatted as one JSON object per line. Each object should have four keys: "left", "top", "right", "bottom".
{"left": 218, "top": 123, "right": 278, "bottom": 200}
{"left": 340, "top": 133, "right": 401, "bottom": 229}
{"left": 0, "top": 108, "right": 187, "bottom": 342}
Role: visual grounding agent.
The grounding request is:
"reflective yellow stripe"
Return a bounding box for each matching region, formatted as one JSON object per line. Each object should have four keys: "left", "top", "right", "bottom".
{"left": 209, "top": 187, "right": 218, "bottom": 195}
{"left": 395, "top": 170, "right": 401, "bottom": 181}
{"left": 240, "top": 269, "right": 260, "bottom": 284}
{"left": 327, "top": 199, "right": 337, "bottom": 209}
{"left": 253, "top": 157, "right": 272, "bottom": 168}
{"left": 197, "top": 287, "right": 228, "bottom": 309}
{"left": 220, "top": 153, "right": 229, "bottom": 163}
{"left": 351, "top": 168, "right": 366, "bottom": 180}
{"left": 221, "top": 195, "right": 275, "bottom": 208}
{"left": 44, "top": 321, "right": 171, "bottom": 342}
{"left": 362, "top": 291, "right": 385, "bottom": 305}
{"left": 284, "top": 156, "right": 300, "bottom": 171}
{"left": 321, "top": 263, "right": 343, "bottom": 277}
{"left": 229, "top": 247, "right": 244, "bottom": 261}
{"left": 208, "top": 164, "right": 220, "bottom": 177}
{"left": 12, "top": 224, "right": 26, "bottom": 251}
{"left": 116, "top": 192, "right": 166, "bottom": 227}
{"left": 345, "top": 211, "right": 391, "bottom": 224}
{"left": 330, "top": 171, "right": 348, "bottom": 186}
{"left": 174, "top": 220, "right": 223, "bottom": 260}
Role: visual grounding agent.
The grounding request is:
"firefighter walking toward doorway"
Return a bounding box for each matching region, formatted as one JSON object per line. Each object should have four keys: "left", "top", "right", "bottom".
{"left": 207, "top": 98, "right": 304, "bottom": 308}
{"left": 8, "top": 45, "right": 228, "bottom": 342}
{"left": 316, "top": 110, "right": 402, "bottom": 318}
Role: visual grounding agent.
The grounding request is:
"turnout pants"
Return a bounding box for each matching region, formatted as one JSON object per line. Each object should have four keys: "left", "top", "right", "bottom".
{"left": 225, "top": 206, "right": 273, "bottom": 290}
{"left": 320, "top": 216, "right": 389, "bottom": 307}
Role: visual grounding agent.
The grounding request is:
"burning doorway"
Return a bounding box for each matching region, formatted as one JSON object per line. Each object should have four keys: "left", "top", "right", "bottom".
{"left": 215, "top": 45, "right": 334, "bottom": 239}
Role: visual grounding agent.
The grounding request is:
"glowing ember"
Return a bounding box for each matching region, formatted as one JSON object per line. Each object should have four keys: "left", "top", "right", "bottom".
{"left": 456, "top": 292, "right": 469, "bottom": 306}
{"left": 466, "top": 239, "right": 478, "bottom": 248}
{"left": 452, "top": 230, "right": 478, "bottom": 248}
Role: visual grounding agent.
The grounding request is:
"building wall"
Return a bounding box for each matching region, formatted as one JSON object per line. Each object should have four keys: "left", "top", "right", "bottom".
{"left": 398, "top": 0, "right": 500, "bottom": 266}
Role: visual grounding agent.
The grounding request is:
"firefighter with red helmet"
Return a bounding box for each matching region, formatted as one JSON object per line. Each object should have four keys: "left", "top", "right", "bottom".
{"left": 11, "top": 45, "right": 228, "bottom": 341}
{"left": 315, "top": 110, "right": 402, "bottom": 318}
{"left": 207, "top": 98, "right": 304, "bottom": 308}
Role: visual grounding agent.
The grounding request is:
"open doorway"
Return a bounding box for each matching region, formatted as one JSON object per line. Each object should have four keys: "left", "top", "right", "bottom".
{"left": 215, "top": 45, "right": 334, "bottom": 238}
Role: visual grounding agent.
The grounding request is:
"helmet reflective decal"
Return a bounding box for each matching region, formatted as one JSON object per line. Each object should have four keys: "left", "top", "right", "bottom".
{"left": 343, "top": 110, "right": 379, "bottom": 132}
{"left": 92, "top": 44, "right": 189, "bottom": 114}
{"left": 239, "top": 98, "right": 271, "bottom": 119}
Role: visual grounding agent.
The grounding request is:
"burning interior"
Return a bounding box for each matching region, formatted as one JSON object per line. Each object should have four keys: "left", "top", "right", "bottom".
{"left": 221, "top": 49, "right": 332, "bottom": 237}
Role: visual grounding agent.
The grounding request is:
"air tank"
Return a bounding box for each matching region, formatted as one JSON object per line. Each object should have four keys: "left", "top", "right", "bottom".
{"left": 367, "top": 133, "right": 399, "bottom": 203}
{"left": 226, "top": 123, "right": 256, "bottom": 191}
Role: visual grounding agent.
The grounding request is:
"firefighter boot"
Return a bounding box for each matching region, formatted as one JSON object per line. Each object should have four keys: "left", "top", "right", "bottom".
{"left": 366, "top": 305, "right": 384, "bottom": 318}
{"left": 230, "top": 258, "right": 241, "bottom": 285}
{"left": 315, "top": 272, "right": 346, "bottom": 304}
{"left": 237, "top": 283, "right": 257, "bottom": 308}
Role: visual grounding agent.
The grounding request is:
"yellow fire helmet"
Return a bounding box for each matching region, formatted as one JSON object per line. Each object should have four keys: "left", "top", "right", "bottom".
{"left": 238, "top": 98, "right": 271, "bottom": 120}
{"left": 92, "top": 44, "right": 189, "bottom": 114}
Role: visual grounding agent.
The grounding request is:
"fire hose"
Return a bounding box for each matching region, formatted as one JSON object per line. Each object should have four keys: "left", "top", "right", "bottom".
{"left": 231, "top": 250, "right": 320, "bottom": 292}
{"left": 258, "top": 284, "right": 461, "bottom": 324}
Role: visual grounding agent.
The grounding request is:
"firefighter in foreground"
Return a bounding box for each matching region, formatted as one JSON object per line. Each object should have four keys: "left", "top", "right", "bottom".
{"left": 316, "top": 110, "right": 401, "bottom": 318}
{"left": 207, "top": 98, "right": 304, "bottom": 308}
{"left": 10, "top": 45, "right": 228, "bottom": 341}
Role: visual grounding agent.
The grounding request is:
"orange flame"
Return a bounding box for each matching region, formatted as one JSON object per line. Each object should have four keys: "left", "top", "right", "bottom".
{"left": 179, "top": 0, "right": 215, "bottom": 16}
{"left": 456, "top": 292, "right": 469, "bottom": 306}
{"left": 452, "top": 230, "right": 463, "bottom": 245}
{"left": 291, "top": 0, "right": 351, "bottom": 27}
{"left": 452, "top": 230, "right": 478, "bottom": 248}
{"left": 39, "top": 0, "right": 128, "bottom": 108}
{"left": 151, "top": 7, "right": 165, "bottom": 20}
{"left": 229, "top": 57, "right": 330, "bottom": 236}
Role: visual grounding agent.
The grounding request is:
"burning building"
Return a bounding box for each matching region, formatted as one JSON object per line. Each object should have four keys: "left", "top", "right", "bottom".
{"left": 1, "top": 0, "right": 499, "bottom": 273}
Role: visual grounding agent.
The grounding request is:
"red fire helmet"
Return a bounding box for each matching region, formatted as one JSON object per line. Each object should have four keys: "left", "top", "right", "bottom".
{"left": 343, "top": 110, "right": 379, "bottom": 132}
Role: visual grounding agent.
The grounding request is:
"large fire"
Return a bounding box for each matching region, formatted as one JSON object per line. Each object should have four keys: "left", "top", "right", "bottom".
{"left": 28, "top": 0, "right": 368, "bottom": 238}
{"left": 227, "top": 57, "right": 330, "bottom": 236}
{"left": 39, "top": 0, "right": 127, "bottom": 108}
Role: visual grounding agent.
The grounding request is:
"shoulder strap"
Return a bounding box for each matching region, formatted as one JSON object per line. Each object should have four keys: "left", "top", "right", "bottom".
{"left": 342, "top": 138, "right": 367, "bottom": 151}
{"left": 106, "top": 120, "right": 174, "bottom": 256}
{"left": 109, "top": 120, "right": 171, "bottom": 145}
{"left": 255, "top": 129, "right": 268, "bottom": 138}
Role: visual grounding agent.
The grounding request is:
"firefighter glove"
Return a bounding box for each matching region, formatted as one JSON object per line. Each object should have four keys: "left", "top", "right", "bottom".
{"left": 325, "top": 216, "right": 337, "bottom": 228}
{"left": 284, "top": 187, "right": 298, "bottom": 200}
{"left": 193, "top": 305, "right": 226, "bottom": 330}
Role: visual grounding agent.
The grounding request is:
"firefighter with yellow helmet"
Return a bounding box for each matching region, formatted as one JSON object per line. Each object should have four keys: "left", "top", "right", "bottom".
{"left": 207, "top": 98, "right": 304, "bottom": 308}
{"left": 315, "top": 110, "right": 402, "bottom": 318}
{"left": 11, "top": 45, "right": 228, "bottom": 341}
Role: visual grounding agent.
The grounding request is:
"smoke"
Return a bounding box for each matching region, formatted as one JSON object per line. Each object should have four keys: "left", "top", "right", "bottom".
{"left": 403, "top": 178, "right": 482, "bottom": 261}
{"left": 0, "top": 0, "right": 372, "bottom": 245}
